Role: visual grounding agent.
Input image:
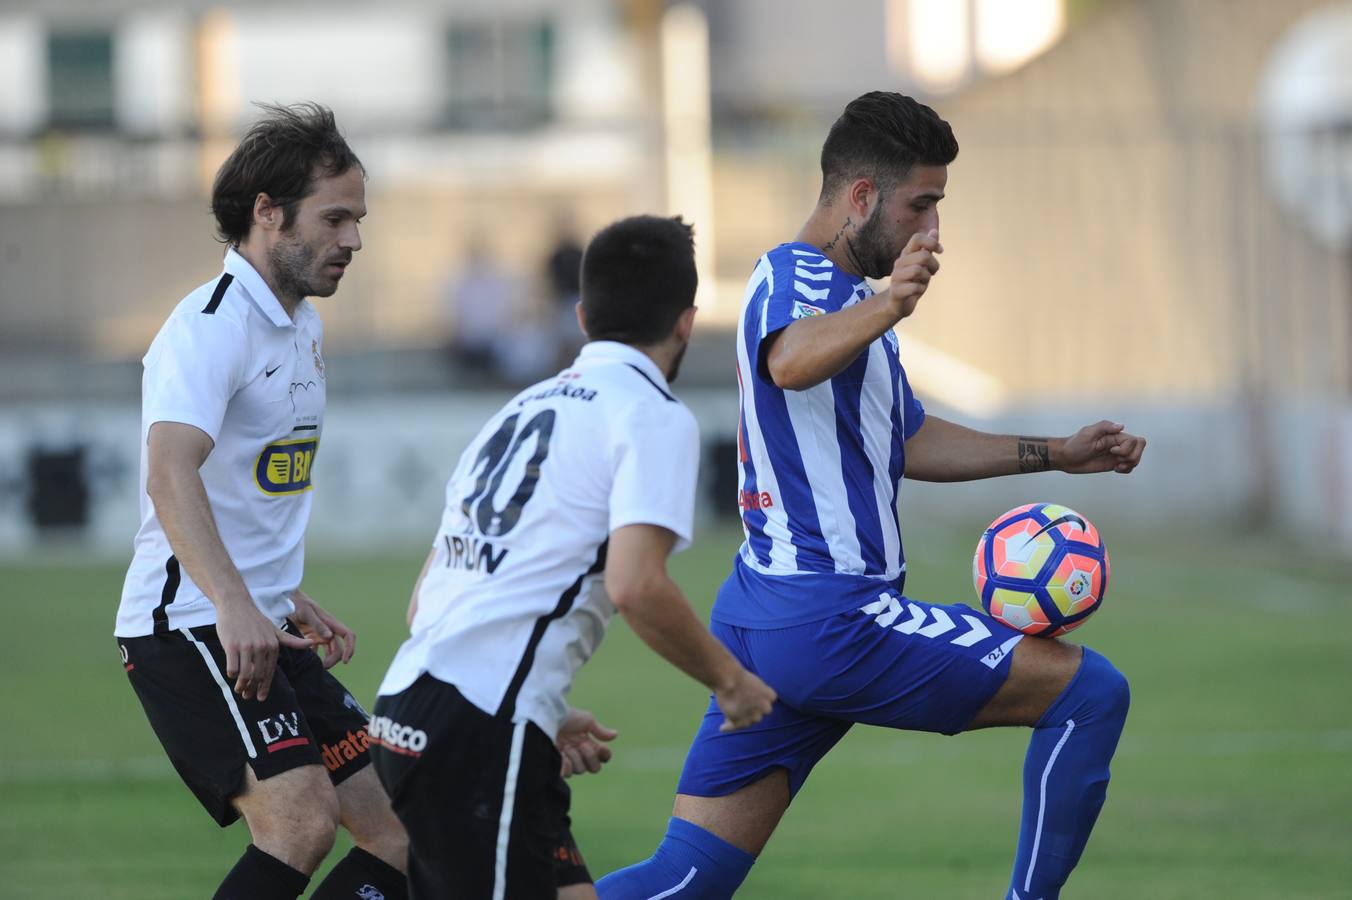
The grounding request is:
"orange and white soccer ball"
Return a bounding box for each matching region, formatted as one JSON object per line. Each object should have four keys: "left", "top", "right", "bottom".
{"left": 972, "top": 503, "right": 1109, "bottom": 637}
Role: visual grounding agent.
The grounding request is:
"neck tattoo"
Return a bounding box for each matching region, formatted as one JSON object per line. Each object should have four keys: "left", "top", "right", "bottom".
{"left": 821, "top": 217, "right": 852, "bottom": 253}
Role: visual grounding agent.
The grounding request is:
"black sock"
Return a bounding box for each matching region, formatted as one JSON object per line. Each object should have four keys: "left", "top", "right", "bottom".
{"left": 309, "top": 846, "right": 409, "bottom": 900}
{"left": 214, "top": 843, "right": 310, "bottom": 900}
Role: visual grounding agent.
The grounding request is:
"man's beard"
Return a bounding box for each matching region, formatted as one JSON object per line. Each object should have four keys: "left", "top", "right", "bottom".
{"left": 848, "top": 201, "right": 897, "bottom": 280}
{"left": 666, "top": 340, "right": 688, "bottom": 383}
{"left": 270, "top": 232, "right": 322, "bottom": 300}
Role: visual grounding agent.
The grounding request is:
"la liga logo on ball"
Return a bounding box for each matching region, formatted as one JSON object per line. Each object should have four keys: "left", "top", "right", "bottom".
{"left": 972, "top": 503, "right": 1109, "bottom": 637}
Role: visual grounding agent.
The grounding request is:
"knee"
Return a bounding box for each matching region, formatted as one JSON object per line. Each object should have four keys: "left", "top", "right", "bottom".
{"left": 248, "top": 784, "right": 341, "bottom": 873}
{"left": 1081, "top": 647, "right": 1130, "bottom": 721}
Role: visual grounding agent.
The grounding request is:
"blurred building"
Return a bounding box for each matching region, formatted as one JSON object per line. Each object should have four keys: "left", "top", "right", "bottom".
{"left": 5, "top": 0, "right": 1352, "bottom": 554}
{"left": 0, "top": 0, "right": 661, "bottom": 359}
{"left": 0, "top": 0, "right": 1075, "bottom": 362}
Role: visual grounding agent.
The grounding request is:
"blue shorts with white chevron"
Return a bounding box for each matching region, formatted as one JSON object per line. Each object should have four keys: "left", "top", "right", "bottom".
{"left": 676, "top": 592, "right": 1024, "bottom": 799}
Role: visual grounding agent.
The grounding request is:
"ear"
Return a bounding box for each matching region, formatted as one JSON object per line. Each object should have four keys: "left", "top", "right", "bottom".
{"left": 574, "top": 300, "right": 589, "bottom": 339}
{"left": 252, "top": 192, "right": 283, "bottom": 234}
{"left": 845, "top": 177, "right": 879, "bottom": 220}
{"left": 674, "top": 305, "right": 697, "bottom": 343}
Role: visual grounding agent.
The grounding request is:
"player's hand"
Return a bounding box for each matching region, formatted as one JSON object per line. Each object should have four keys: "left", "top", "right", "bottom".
{"left": 715, "top": 669, "right": 777, "bottom": 733}
{"left": 1057, "top": 420, "right": 1147, "bottom": 475}
{"left": 288, "top": 589, "right": 356, "bottom": 669}
{"left": 884, "top": 229, "right": 943, "bottom": 320}
{"left": 556, "top": 708, "right": 618, "bottom": 778}
{"left": 217, "top": 598, "right": 311, "bottom": 701}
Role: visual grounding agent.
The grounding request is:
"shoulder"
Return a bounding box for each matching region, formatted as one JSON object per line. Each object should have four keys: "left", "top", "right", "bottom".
{"left": 614, "top": 383, "right": 698, "bottom": 447}
{"left": 587, "top": 364, "right": 694, "bottom": 434}
{"left": 174, "top": 271, "right": 254, "bottom": 331}
{"left": 148, "top": 273, "right": 252, "bottom": 362}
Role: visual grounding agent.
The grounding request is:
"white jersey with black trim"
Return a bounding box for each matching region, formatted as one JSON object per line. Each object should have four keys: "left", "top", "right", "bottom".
{"left": 377, "top": 341, "right": 700, "bottom": 742}
{"left": 116, "top": 248, "right": 327, "bottom": 637}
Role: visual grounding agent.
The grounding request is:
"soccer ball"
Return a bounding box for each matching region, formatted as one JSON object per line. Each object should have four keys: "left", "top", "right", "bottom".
{"left": 972, "top": 503, "right": 1109, "bottom": 637}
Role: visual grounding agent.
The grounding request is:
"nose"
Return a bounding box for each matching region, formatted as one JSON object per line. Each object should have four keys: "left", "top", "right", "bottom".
{"left": 342, "top": 222, "right": 362, "bottom": 253}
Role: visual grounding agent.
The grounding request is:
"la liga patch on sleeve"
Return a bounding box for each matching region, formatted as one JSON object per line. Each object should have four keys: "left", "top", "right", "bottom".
{"left": 792, "top": 300, "right": 826, "bottom": 319}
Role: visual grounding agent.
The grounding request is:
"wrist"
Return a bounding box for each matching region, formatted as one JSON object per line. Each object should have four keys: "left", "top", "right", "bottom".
{"left": 1048, "top": 437, "right": 1067, "bottom": 471}
{"left": 1016, "top": 436, "right": 1056, "bottom": 474}
{"left": 709, "top": 658, "right": 744, "bottom": 695}
{"left": 212, "top": 587, "right": 257, "bottom": 614}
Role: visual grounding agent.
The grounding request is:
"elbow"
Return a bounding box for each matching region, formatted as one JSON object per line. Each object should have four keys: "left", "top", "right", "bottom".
{"left": 145, "top": 467, "right": 171, "bottom": 506}
{"left": 606, "top": 572, "right": 664, "bottom": 616}
{"left": 607, "top": 582, "right": 640, "bottom": 615}
{"left": 766, "top": 356, "right": 814, "bottom": 392}
{"left": 145, "top": 459, "right": 186, "bottom": 508}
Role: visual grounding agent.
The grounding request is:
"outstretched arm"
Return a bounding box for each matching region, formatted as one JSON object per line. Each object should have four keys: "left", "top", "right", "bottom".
{"left": 606, "top": 524, "right": 776, "bottom": 732}
{"left": 904, "top": 415, "right": 1146, "bottom": 482}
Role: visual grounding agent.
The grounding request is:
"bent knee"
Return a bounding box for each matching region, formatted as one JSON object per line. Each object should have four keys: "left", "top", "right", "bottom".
{"left": 240, "top": 773, "right": 341, "bottom": 870}
{"left": 1081, "top": 647, "right": 1130, "bottom": 720}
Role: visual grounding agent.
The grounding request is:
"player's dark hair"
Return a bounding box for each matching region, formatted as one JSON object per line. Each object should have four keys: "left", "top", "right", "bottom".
{"left": 581, "top": 215, "right": 697, "bottom": 346}
{"left": 211, "top": 102, "right": 363, "bottom": 246}
{"left": 819, "top": 92, "right": 958, "bottom": 201}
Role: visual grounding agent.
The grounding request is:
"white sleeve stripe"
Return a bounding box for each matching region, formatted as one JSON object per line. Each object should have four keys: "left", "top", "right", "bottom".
{"left": 493, "top": 720, "right": 528, "bottom": 900}
{"left": 180, "top": 628, "right": 257, "bottom": 759}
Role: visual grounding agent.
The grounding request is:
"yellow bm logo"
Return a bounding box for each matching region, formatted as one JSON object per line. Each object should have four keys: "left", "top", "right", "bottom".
{"left": 254, "top": 438, "right": 318, "bottom": 495}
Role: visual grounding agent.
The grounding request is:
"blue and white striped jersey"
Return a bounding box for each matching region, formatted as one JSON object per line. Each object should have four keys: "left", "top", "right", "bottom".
{"left": 716, "top": 242, "right": 926, "bottom": 627}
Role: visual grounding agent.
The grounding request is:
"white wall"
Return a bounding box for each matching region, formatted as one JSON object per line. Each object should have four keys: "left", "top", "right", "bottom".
{"left": 114, "top": 10, "right": 195, "bottom": 135}
{"left": 0, "top": 15, "right": 45, "bottom": 134}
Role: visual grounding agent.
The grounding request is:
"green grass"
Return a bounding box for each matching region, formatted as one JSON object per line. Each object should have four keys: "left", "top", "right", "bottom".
{"left": 2, "top": 522, "right": 1350, "bottom": 898}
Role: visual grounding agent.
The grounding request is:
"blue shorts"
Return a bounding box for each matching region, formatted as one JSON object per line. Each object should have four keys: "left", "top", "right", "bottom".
{"left": 676, "top": 593, "right": 1024, "bottom": 799}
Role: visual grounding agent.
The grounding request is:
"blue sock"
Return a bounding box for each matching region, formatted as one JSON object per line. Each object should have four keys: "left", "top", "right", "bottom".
{"left": 1008, "top": 647, "right": 1130, "bottom": 900}
{"left": 596, "top": 817, "right": 755, "bottom": 900}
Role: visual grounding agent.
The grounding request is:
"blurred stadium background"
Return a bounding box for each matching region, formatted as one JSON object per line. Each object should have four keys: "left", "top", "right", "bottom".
{"left": 1, "top": 0, "right": 1350, "bottom": 897}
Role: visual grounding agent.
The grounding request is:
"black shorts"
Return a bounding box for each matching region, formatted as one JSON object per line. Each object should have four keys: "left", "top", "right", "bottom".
{"left": 119, "top": 624, "right": 372, "bottom": 826}
{"left": 370, "top": 674, "right": 591, "bottom": 899}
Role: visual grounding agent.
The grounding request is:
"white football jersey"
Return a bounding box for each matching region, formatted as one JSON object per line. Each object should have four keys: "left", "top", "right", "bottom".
{"left": 377, "top": 341, "right": 700, "bottom": 741}
{"left": 116, "top": 249, "right": 326, "bottom": 637}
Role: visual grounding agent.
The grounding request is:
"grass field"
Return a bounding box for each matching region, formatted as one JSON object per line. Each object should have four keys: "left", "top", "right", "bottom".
{"left": 2, "top": 520, "right": 1350, "bottom": 899}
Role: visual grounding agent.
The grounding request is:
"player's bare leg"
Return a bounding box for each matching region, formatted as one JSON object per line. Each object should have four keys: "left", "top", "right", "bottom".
{"left": 232, "top": 764, "right": 340, "bottom": 874}
{"left": 672, "top": 767, "right": 790, "bottom": 855}
{"left": 559, "top": 884, "right": 599, "bottom": 899}
{"left": 597, "top": 771, "right": 788, "bottom": 897}
{"left": 970, "top": 636, "right": 1129, "bottom": 899}
{"left": 967, "top": 636, "right": 1082, "bottom": 729}
{"left": 333, "top": 764, "right": 408, "bottom": 871}
{"left": 305, "top": 763, "right": 410, "bottom": 899}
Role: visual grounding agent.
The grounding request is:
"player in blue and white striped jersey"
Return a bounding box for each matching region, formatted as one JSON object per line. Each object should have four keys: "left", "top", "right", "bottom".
{"left": 722, "top": 239, "right": 926, "bottom": 628}
{"left": 599, "top": 93, "right": 1147, "bottom": 900}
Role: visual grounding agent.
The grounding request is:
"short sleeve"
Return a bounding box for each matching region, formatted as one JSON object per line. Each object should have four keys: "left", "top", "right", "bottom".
{"left": 899, "top": 362, "right": 926, "bottom": 441}
{"left": 608, "top": 401, "right": 700, "bottom": 553}
{"left": 142, "top": 312, "right": 251, "bottom": 444}
{"left": 753, "top": 252, "right": 854, "bottom": 381}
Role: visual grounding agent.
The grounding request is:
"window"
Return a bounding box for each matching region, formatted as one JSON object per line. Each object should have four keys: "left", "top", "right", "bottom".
{"left": 47, "top": 29, "right": 116, "bottom": 130}
{"left": 445, "top": 20, "right": 553, "bottom": 129}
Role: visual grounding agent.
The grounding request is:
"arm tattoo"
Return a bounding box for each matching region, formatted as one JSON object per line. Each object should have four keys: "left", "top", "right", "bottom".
{"left": 1017, "top": 437, "right": 1051, "bottom": 473}
{"left": 821, "top": 217, "right": 852, "bottom": 252}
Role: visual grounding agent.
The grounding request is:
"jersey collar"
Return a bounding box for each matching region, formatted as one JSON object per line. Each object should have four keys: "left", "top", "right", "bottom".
{"left": 576, "top": 341, "right": 673, "bottom": 392}
{"left": 223, "top": 248, "right": 306, "bottom": 328}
